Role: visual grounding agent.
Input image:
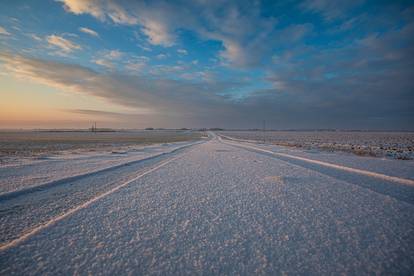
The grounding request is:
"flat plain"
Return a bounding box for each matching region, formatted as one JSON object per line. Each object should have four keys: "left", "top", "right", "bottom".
{"left": 0, "top": 131, "right": 413, "bottom": 274}
{"left": 219, "top": 130, "right": 414, "bottom": 160}
{"left": 0, "top": 130, "right": 203, "bottom": 166}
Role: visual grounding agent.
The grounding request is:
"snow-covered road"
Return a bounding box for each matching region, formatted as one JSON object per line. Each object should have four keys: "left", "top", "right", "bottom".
{"left": 1, "top": 135, "right": 413, "bottom": 274}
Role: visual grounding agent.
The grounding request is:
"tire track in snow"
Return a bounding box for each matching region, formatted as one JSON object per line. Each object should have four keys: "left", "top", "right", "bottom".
{"left": 0, "top": 154, "right": 183, "bottom": 251}
{"left": 220, "top": 137, "right": 414, "bottom": 187}
{"left": 0, "top": 140, "right": 203, "bottom": 201}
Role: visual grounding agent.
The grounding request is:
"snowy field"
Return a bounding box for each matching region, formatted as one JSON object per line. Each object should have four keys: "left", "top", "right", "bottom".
{"left": 0, "top": 130, "right": 204, "bottom": 195}
{"left": 219, "top": 130, "right": 414, "bottom": 160}
{"left": 0, "top": 132, "right": 413, "bottom": 274}
{"left": 0, "top": 130, "right": 204, "bottom": 167}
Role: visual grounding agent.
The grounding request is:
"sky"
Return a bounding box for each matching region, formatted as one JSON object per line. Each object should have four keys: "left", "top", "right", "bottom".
{"left": 0, "top": 0, "right": 413, "bottom": 130}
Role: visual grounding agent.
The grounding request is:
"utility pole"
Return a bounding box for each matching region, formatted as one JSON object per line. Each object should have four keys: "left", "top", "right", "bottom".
{"left": 263, "top": 120, "right": 266, "bottom": 144}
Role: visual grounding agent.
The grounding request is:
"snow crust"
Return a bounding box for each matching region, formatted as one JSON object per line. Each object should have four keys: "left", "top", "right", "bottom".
{"left": 1, "top": 137, "right": 413, "bottom": 274}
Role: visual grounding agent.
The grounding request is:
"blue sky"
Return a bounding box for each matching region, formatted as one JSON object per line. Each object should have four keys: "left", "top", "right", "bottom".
{"left": 0, "top": 0, "right": 413, "bottom": 129}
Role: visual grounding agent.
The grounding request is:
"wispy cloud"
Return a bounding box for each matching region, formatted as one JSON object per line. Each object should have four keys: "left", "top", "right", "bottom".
{"left": 156, "top": 53, "right": 166, "bottom": 59}
{"left": 29, "top": 34, "right": 42, "bottom": 41}
{"left": 92, "top": 50, "right": 125, "bottom": 70}
{"left": 94, "top": 58, "right": 114, "bottom": 69}
{"left": 0, "top": 26, "right": 11, "bottom": 36}
{"left": 46, "top": 35, "right": 81, "bottom": 53}
{"left": 65, "top": 109, "right": 140, "bottom": 116}
{"left": 177, "top": 49, "right": 188, "bottom": 55}
{"left": 107, "top": 50, "right": 123, "bottom": 59}
{"left": 79, "top": 27, "right": 99, "bottom": 37}
{"left": 300, "top": 0, "right": 363, "bottom": 21}
{"left": 124, "top": 61, "right": 145, "bottom": 72}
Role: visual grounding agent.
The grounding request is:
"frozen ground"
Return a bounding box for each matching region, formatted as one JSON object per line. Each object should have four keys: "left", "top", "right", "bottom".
{"left": 0, "top": 130, "right": 203, "bottom": 167}
{"left": 219, "top": 130, "right": 414, "bottom": 160}
{"left": 0, "top": 133, "right": 413, "bottom": 274}
{"left": 0, "top": 141, "right": 201, "bottom": 196}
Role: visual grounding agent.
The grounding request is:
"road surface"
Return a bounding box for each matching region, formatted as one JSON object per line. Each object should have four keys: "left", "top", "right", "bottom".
{"left": 1, "top": 134, "right": 413, "bottom": 275}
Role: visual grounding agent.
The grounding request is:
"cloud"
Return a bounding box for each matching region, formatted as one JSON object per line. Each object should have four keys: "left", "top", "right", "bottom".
{"left": 140, "top": 18, "right": 174, "bottom": 46}
{"left": 261, "top": 23, "right": 414, "bottom": 128}
{"left": 156, "top": 53, "right": 166, "bottom": 59}
{"left": 60, "top": 0, "right": 172, "bottom": 45}
{"left": 2, "top": 50, "right": 412, "bottom": 129}
{"left": 58, "top": 0, "right": 281, "bottom": 67}
{"left": 30, "top": 34, "right": 42, "bottom": 41}
{"left": 300, "top": 0, "right": 363, "bottom": 21}
{"left": 0, "top": 26, "right": 11, "bottom": 35}
{"left": 280, "top": 23, "right": 313, "bottom": 42}
{"left": 46, "top": 35, "right": 81, "bottom": 53}
{"left": 149, "top": 64, "right": 185, "bottom": 76}
{"left": 65, "top": 109, "right": 144, "bottom": 116}
{"left": 107, "top": 50, "right": 123, "bottom": 59}
{"left": 59, "top": 0, "right": 106, "bottom": 20}
{"left": 79, "top": 27, "right": 99, "bottom": 37}
{"left": 94, "top": 58, "right": 114, "bottom": 69}
{"left": 3, "top": 1, "right": 414, "bottom": 129}
{"left": 138, "top": 44, "right": 152, "bottom": 52}
{"left": 91, "top": 49, "right": 124, "bottom": 69}
{"left": 122, "top": 56, "right": 148, "bottom": 73}
{"left": 124, "top": 61, "right": 145, "bottom": 72}
{"left": 65, "top": 109, "right": 121, "bottom": 115}
{"left": 177, "top": 49, "right": 188, "bottom": 55}
{"left": 0, "top": 53, "right": 236, "bottom": 119}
